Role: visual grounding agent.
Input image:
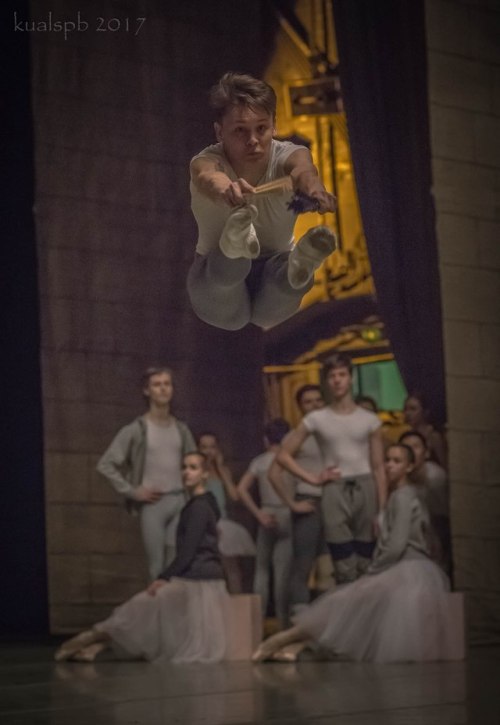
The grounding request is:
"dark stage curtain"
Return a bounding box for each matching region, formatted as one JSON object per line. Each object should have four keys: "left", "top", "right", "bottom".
{"left": 1, "top": 1, "right": 48, "bottom": 635}
{"left": 332, "top": 0, "right": 446, "bottom": 426}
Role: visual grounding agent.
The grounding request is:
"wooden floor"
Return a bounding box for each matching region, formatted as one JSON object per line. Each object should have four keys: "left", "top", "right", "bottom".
{"left": 0, "top": 641, "right": 499, "bottom": 724}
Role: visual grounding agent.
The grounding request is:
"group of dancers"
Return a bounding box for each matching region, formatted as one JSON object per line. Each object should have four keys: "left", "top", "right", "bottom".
{"left": 55, "top": 353, "right": 456, "bottom": 666}
{"left": 55, "top": 72, "right": 457, "bottom": 665}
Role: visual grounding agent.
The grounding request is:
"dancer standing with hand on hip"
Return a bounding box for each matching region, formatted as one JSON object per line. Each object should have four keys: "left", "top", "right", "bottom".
{"left": 275, "top": 354, "right": 387, "bottom": 585}
{"left": 96, "top": 367, "right": 196, "bottom": 580}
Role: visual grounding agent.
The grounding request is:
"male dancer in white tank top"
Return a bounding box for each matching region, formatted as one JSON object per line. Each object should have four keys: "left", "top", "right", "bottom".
{"left": 276, "top": 354, "right": 387, "bottom": 584}
{"left": 188, "top": 72, "right": 337, "bottom": 330}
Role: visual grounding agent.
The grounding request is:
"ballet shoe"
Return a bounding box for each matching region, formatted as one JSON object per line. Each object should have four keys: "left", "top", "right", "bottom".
{"left": 54, "top": 629, "right": 98, "bottom": 662}
{"left": 287, "top": 225, "right": 337, "bottom": 289}
{"left": 271, "top": 642, "right": 305, "bottom": 662}
{"left": 252, "top": 643, "right": 274, "bottom": 663}
{"left": 219, "top": 204, "right": 260, "bottom": 260}
{"left": 72, "top": 643, "right": 108, "bottom": 662}
{"left": 271, "top": 648, "right": 298, "bottom": 662}
{"left": 252, "top": 631, "right": 290, "bottom": 662}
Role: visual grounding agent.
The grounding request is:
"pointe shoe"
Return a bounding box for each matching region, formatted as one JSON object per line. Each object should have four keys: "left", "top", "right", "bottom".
{"left": 271, "top": 643, "right": 305, "bottom": 662}
{"left": 252, "top": 642, "right": 275, "bottom": 663}
{"left": 252, "top": 631, "right": 290, "bottom": 663}
{"left": 54, "top": 629, "right": 98, "bottom": 662}
{"left": 219, "top": 205, "right": 260, "bottom": 260}
{"left": 287, "top": 226, "right": 337, "bottom": 289}
{"left": 72, "top": 643, "right": 108, "bottom": 662}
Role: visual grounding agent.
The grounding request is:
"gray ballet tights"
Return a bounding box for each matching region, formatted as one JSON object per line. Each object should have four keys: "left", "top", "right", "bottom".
{"left": 253, "top": 507, "right": 293, "bottom": 628}
{"left": 139, "top": 492, "right": 185, "bottom": 580}
{"left": 290, "top": 495, "right": 325, "bottom": 610}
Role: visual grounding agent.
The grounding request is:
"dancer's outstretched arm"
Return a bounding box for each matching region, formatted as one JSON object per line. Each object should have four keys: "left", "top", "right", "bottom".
{"left": 284, "top": 148, "right": 336, "bottom": 214}
{"left": 190, "top": 156, "right": 255, "bottom": 206}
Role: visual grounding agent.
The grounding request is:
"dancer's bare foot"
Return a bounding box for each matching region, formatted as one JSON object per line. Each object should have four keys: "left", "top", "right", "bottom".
{"left": 54, "top": 630, "right": 99, "bottom": 662}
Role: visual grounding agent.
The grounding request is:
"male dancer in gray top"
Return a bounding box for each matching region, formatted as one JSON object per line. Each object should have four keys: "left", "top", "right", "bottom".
{"left": 188, "top": 72, "right": 337, "bottom": 330}
{"left": 97, "top": 367, "right": 196, "bottom": 580}
{"left": 268, "top": 385, "right": 327, "bottom": 614}
{"left": 277, "top": 354, "right": 387, "bottom": 584}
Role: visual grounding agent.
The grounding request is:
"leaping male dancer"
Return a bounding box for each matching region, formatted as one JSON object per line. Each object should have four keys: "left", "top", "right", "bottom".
{"left": 187, "top": 72, "right": 337, "bottom": 331}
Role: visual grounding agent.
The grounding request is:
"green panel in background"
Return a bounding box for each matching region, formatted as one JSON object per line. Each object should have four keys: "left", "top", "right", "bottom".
{"left": 353, "top": 360, "right": 407, "bottom": 411}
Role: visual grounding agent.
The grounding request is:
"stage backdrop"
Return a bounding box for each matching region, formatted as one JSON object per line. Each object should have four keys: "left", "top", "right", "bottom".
{"left": 6, "top": 0, "right": 285, "bottom": 634}
{"left": 332, "top": 0, "right": 447, "bottom": 428}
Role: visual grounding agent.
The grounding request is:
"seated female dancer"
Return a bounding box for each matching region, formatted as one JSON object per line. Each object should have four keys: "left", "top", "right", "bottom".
{"left": 253, "top": 444, "right": 458, "bottom": 664}
{"left": 55, "top": 452, "right": 230, "bottom": 664}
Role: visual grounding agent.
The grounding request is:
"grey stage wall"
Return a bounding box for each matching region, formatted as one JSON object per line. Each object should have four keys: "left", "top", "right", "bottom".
{"left": 5, "top": 0, "right": 286, "bottom": 633}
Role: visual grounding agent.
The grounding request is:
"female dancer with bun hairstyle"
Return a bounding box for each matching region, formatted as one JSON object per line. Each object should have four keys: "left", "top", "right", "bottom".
{"left": 55, "top": 452, "right": 231, "bottom": 664}
{"left": 253, "top": 444, "right": 458, "bottom": 663}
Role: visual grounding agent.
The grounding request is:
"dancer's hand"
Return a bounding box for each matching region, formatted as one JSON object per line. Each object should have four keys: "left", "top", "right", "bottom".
{"left": 133, "top": 486, "right": 163, "bottom": 503}
{"left": 258, "top": 511, "right": 277, "bottom": 529}
{"left": 147, "top": 579, "right": 167, "bottom": 596}
{"left": 292, "top": 500, "right": 315, "bottom": 514}
{"left": 307, "top": 187, "right": 336, "bottom": 214}
{"left": 293, "top": 173, "right": 336, "bottom": 213}
{"left": 314, "top": 467, "right": 341, "bottom": 485}
{"left": 215, "top": 177, "right": 256, "bottom": 207}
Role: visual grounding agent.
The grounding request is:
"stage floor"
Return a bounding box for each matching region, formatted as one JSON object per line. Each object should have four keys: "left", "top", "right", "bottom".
{"left": 1, "top": 642, "right": 499, "bottom": 724}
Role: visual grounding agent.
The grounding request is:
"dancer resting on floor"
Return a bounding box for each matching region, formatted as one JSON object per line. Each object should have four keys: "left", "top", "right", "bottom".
{"left": 253, "top": 444, "right": 458, "bottom": 664}
{"left": 55, "top": 452, "right": 231, "bottom": 664}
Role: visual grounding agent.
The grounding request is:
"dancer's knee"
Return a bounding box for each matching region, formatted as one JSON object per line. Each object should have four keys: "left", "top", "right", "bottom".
{"left": 190, "top": 304, "right": 250, "bottom": 331}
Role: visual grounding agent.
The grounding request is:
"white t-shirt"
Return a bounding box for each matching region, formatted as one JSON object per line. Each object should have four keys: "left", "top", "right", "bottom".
{"left": 141, "top": 419, "right": 184, "bottom": 494}
{"left": 248, "top": 450, "right": 288, "bottom": 508}
{"left": 302, "top": 406, "right": 381, "bottom": 478}
{"left": 190, "top": 139, "right": 304, "bottom": 255}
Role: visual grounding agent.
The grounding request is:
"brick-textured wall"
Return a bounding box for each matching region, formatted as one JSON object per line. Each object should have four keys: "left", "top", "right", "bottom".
{"left": 426, "top": 0, "right": 500, "bottom": 644}
{"left": 32, "top": 0, "right": 276, "bottom": 632}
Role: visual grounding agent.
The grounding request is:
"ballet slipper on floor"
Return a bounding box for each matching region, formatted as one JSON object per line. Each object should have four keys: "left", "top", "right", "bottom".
{"left": 271, "top": 642, "right": 306, "bottom": 662}
{"left": 72, "top": 643, "right": 109, "bottom": 662}
{"left": 252, "top": 631, "right": 293, "bottom": 662}
{"left": 54, "top": 630, "right": 99, "bottom": 662}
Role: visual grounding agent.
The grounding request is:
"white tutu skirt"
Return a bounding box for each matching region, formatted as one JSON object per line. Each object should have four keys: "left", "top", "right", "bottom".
{"left": 95, "top": 578, "right": 230, "bottom": 664}
{"left": 295, "top": 558, "right": 456, "bottom": 663}
{"left": 217, "top": 519, "right": 256, "bottom": 557}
